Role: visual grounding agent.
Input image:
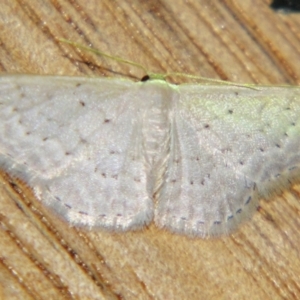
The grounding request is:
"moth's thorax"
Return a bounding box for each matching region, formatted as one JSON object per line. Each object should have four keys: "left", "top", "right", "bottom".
{"left": 139, "top": 82, "right": 175, "bottom": 166}
{"left": 138, "top": 82, "right": 176, "bottom": 194}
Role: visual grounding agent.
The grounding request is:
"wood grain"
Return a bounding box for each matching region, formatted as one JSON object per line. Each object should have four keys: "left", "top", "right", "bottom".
{"left": 0, "top": 1, "right": 300, "bottom": 299}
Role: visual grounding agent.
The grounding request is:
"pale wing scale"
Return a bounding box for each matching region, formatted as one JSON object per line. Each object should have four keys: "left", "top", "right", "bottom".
{"left": 0, "top": 76, "right": 153, "bottom": 230}
{"left": 155, "top": 85, "right": 300, "bottom": 236}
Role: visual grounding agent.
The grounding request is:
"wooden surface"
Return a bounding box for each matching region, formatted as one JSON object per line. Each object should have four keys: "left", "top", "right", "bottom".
{"left": 0, "top": 1, "right": 300, "bottom": 299}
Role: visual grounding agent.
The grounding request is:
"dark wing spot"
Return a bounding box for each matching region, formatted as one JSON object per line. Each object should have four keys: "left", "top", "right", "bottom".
{"left": 79, "top": 211, "right": 88, "bottom": 215}
{"left": 80, "top": 137, "right": 87, "bottom": 144}
{"left": 245, "top": 196, "right": 251, "bottom": 205}
{"left": 288, "top": 166, "right": 297, "bottom": 171}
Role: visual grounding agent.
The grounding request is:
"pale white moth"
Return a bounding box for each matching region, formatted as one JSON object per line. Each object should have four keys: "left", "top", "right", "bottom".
{"left": 1, "top": 43, "right": 299, "bottom": 237}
